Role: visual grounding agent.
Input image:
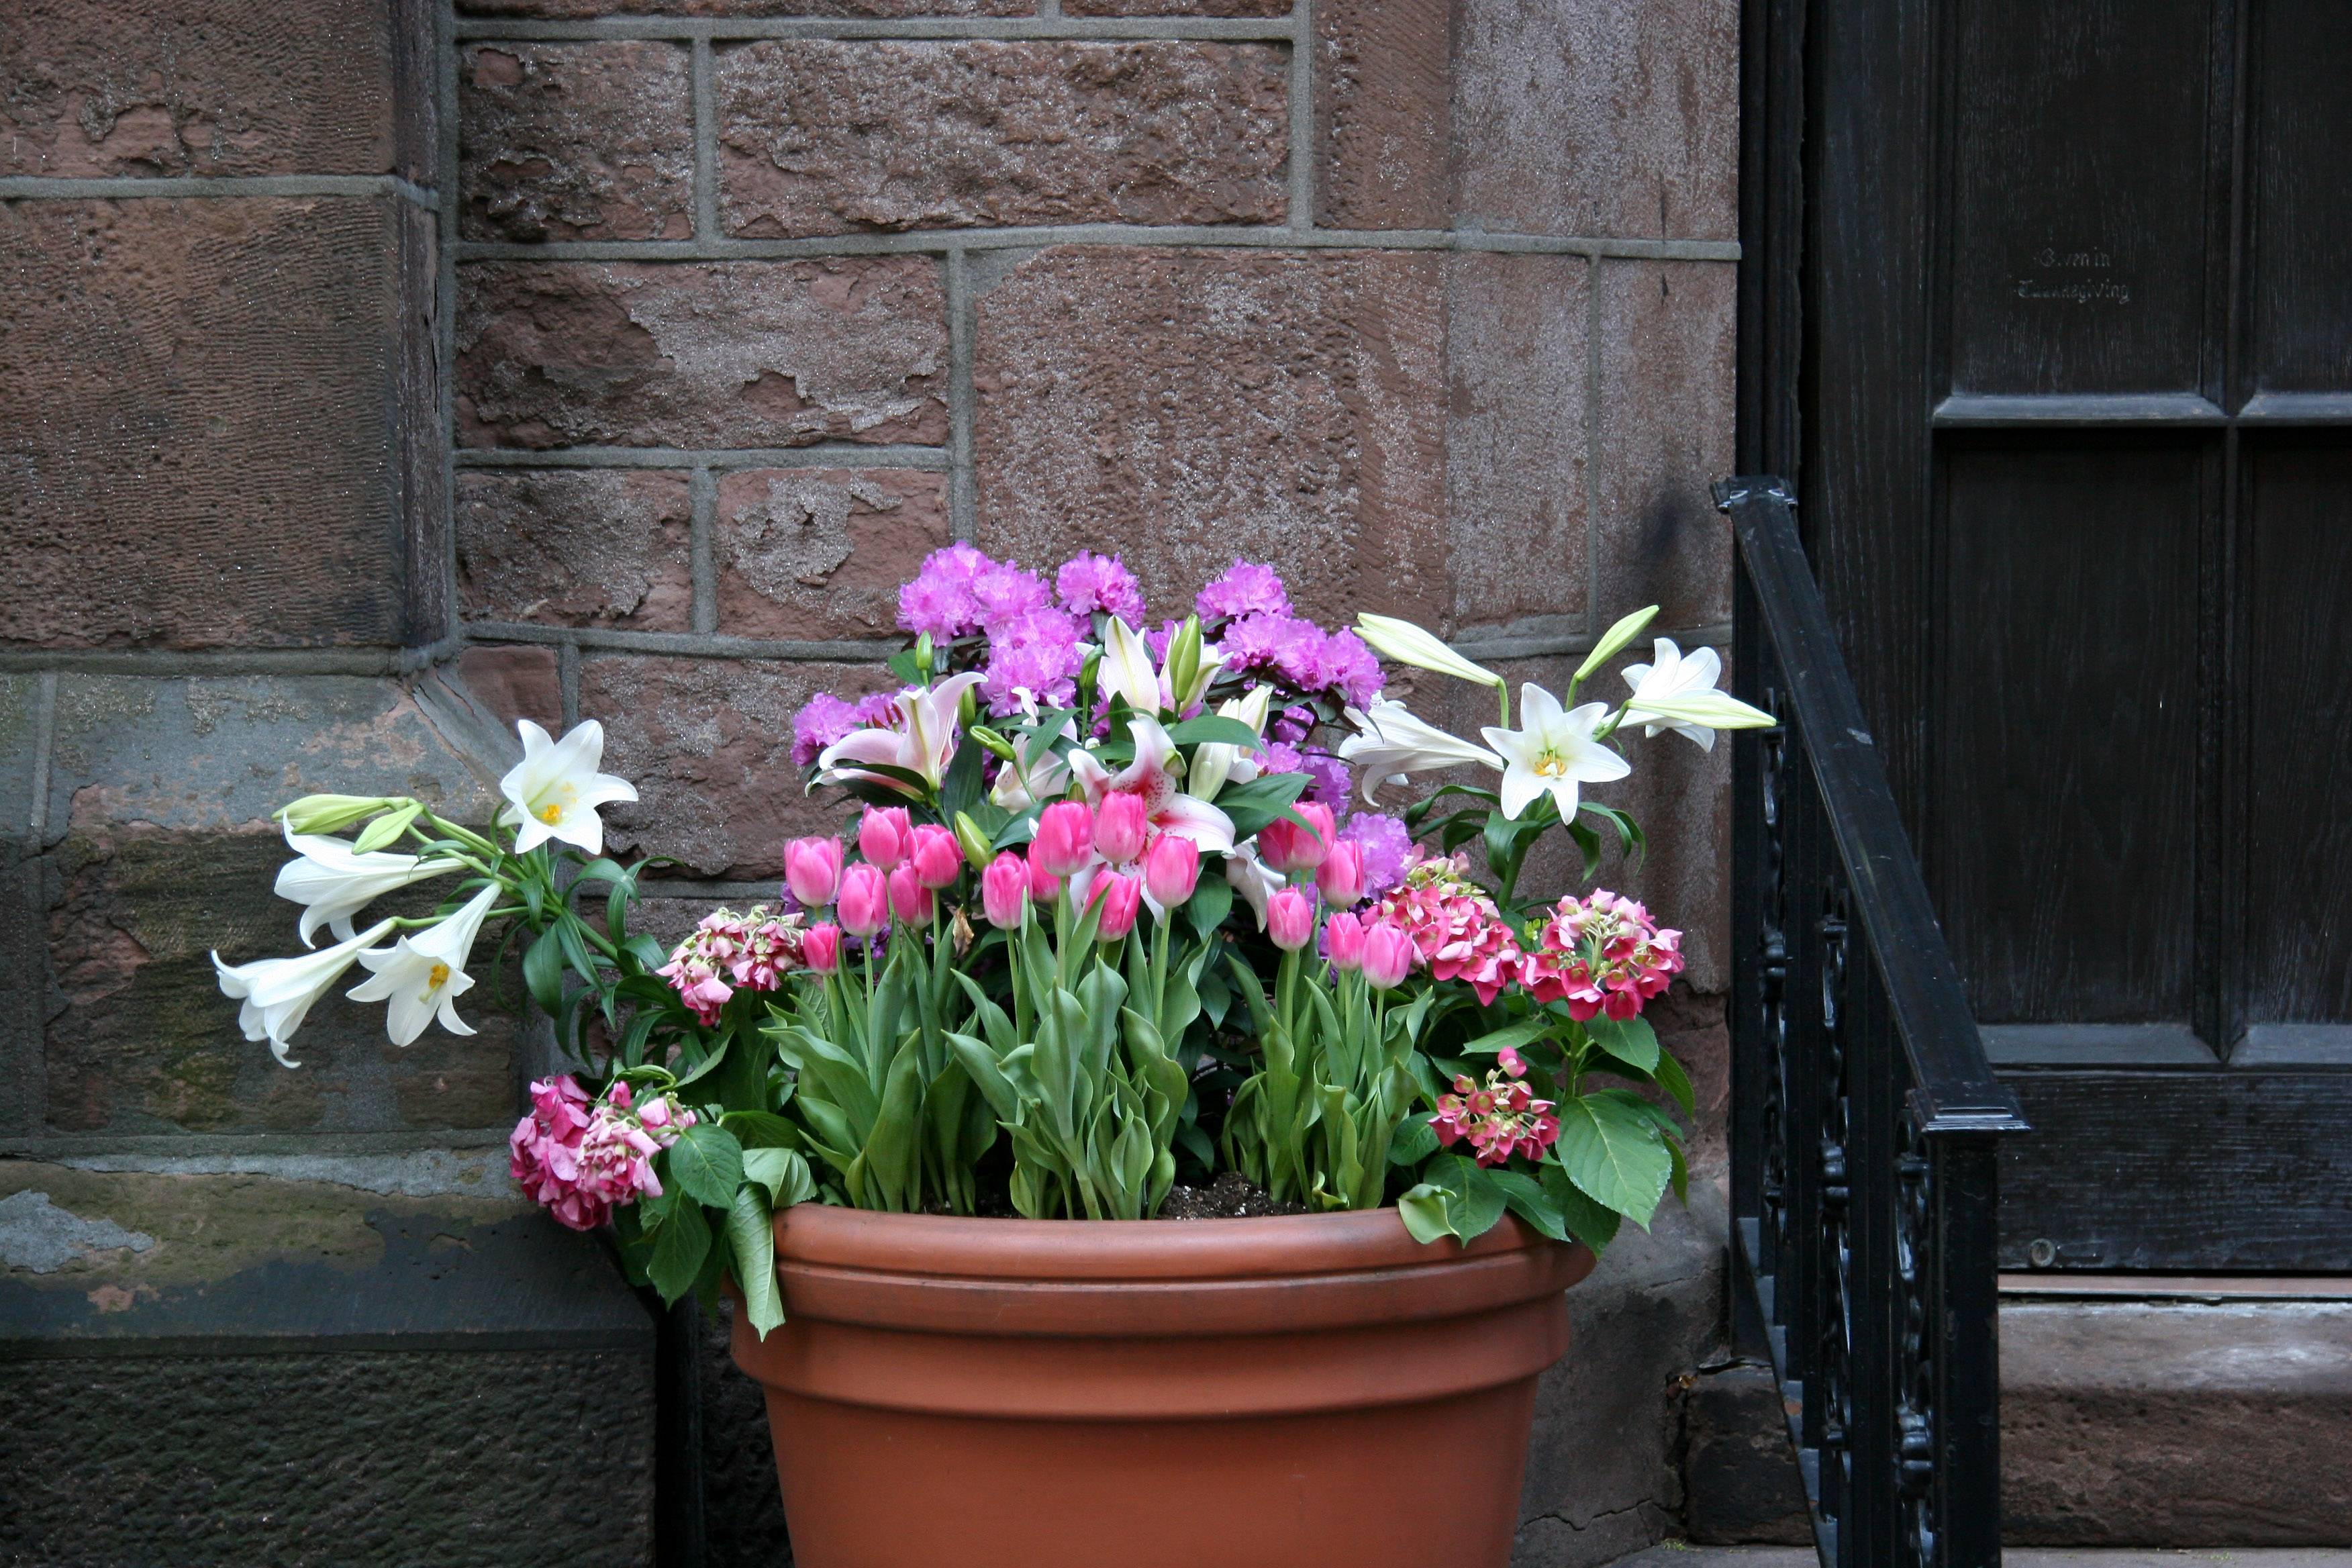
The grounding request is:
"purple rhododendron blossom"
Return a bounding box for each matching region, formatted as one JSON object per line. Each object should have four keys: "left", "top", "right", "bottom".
{"left": 791, "top": 693, "right": 864, "bottom": 769}
{"left": 897, "top": 542, "right": 994, "bottom": 638}
{"left": 1318, "top": 628, "right": 1385, "bottom": 707}
{"left": 983, "top": 606, "right": 1084, "bottom": 715}
{"left": 1055, "top": 552, "right": 1146, "bottom": 623}
{"left": 1196, "top": 560, "right": 1291, "bottom": 620}
{"left": 1340, "top": 812, "right": 1413, "bottom": 901}
{"left": 1220, "top": 613, "right": 1328, "bottom": 689}
{"left": 971, "top": 560, "right": 1053, "bottom": 632}
{"left": 850, "top": 691, "right": 899, "bottom": 728}
{"left": 1299, "top": 749, "right": 1353, "bottom": 807}
{"left": 1272, "top": 703, "right": 1316, "bottom": 745}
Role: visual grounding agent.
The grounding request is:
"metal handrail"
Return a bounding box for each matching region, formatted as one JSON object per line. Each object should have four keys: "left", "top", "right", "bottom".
{"left": 1716, "top": 475, "right": 2028, "bottom": 1568}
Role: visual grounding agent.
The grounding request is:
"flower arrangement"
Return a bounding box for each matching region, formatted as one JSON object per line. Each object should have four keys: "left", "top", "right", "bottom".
{"left": 213, "top": 548, "right": 1769, "bottom": 1336}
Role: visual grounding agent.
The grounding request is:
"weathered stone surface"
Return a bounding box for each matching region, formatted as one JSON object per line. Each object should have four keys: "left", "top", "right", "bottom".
{"left": 0, "top": 0, "right": 417, "bottom": 178}
{"left": 458, "top": 258, "right": 949, "bottom": 450}
{"left": 1516, "top": 1187, "right": 1726, "bottom": 1567}
{"left": 464, "top": 0, "right": 1027, "bottom": 14}
{"left": 457, "top": 469, "right": 694, "bottom": 630}
{"left": 460, "top": 42, "right": 693, "bottom": 244}
{"left": 456, "top": 644, "right": 565, "bottom": 733}
{"left": 1315, "top": 0, "right": 1449, "bottom": 229}
{"left": 1682, "top": 1361, "right": 1811, "bottom": 1545}
{"left": 717, "top": 41, "right": 1289, "bottom": 238}
{"left": 2003, "top": 1300, "right": 2352, "bottom": 1546}
{"left": 699, "top": 1296, "right": 797, "bottom": 1565}
{"left": 1447, "top": 251, "right": 1589, "bottom": 638}
{"left": 1455, "top": 0, "right": 1738, "bottom": 242}
{"left": 1066, "top": 0, "right": 1289, "bottom": 14}
{"left": 973, "top": 246, "right": 1447, "bottom": 628}
{"left": 715, "top": 468, "right": 950, "bottom": 638}
{"left": 1596, "top": 262, "right": 1736, "bottom": 629}
{"left": 581, "top": 654, "right": 886, "bottom": 877}
{"left": 1, "top": 198, "right": 430, "bottom": 648}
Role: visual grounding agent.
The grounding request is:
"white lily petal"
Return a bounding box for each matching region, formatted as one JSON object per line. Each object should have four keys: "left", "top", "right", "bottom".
{"left": 1354, "top": 614, "right": 1504, "bottom": 689}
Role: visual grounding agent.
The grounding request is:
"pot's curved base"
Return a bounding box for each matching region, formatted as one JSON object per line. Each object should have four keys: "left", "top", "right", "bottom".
{"left": 758, "top": 1382, "right": 1539, "bottom": 1568}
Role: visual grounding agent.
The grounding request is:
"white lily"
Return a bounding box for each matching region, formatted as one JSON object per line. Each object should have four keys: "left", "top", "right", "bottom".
{"left": 347, "top": 883, "right": 501, "bottom": 1047}
{"left": 500, "top": 720, "right": 639, "bottom": 856}
{"left": 1355, "top": 614, "right": 1506, "bottom": 690}
{"left": 1337, "top": 699, "right": 1506, "bottom": 803}
{"left": 988, "top": 722, "right": 1073, "bottom": 812}
{"left": 1481, "top": 685, "right": 1631, "bottom": 821}
{"left": 1066, "top": 714, "right": 1236, "bottom": 852}
{"left": 1098, "top": 617, "right": 1164, "bottom": 714}
{"left": 274, "top": 825, "right": 461, "bottom": 948}
{"left": 1622, "top": 640, "right": 1775, "bottom": 748}
{"left": 817, "top": 672, "right": 986, "bottom": 797}
{"left": 1188, "top": 685, "right": 1272, "bottom": 803}
{"left": 214, "top": 918, "right": 399, "bottom": 1067}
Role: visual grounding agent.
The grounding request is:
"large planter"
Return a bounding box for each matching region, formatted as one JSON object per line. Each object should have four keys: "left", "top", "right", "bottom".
{"left": 730, "top": 1204, "right": 1594, "bottom": 1568}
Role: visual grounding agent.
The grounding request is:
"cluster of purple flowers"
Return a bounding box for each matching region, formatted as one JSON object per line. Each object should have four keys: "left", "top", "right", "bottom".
{"left": 791, "top": 691, "right": 899, "bottom": 771}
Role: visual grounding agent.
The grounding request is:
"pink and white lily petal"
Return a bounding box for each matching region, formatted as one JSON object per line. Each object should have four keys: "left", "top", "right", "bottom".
{"left": 1067, "top": 715, "right": 1237, "bottom": 854}
{"left": 816, "top": 672, "right": 985, "bottom": 796}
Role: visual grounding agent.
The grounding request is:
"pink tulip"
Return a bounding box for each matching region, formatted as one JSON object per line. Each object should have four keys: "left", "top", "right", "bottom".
{"left": 1087, "top": 870, "right": 1142, "bottom": 942}
{"left": 1361, "top": 918, "right": 1414, "bottom": 989}
{"left": 888, "top": 863, "right": 934, "bottom": 924}
{"left": 1325, "top": 910, "right": 1366, "bottom": 971}
{"left": 837, "top": 863, "right": 889, "bottom": 938}
{"left": 1266, "top": 886, "right": 1315, "bottom": 952}
{"left": 1027, "top": 854, "right": 1064, "bottom": 905}
{"left": 981, "top": 852, "right": 1030, "bottom": 930}
{"left": 1141, "top": 834, "right": 1201, "bottom": 910}
{"left": 1093, "top": 791, "right": 1149, "bottom": 865}
{"left": 1032, "top": 800, "right": 1096, "bottom": 878}
{"left": 783, "top": 835, "right": 844, "bottom": 908}
{"left": 1316, "top": 840, "right": 1366, "bottom": 908}
{"left": 859, "top": 805, "right": 914, "bottom": 870}
{"left": 909, "top": 824, "right": 963, "bottom": 889}
{"left": 802, "top": 923, "right": 842, "bottom": 973}
{"left": 1257, "top": 802, "right": 1336, "bottom": 874}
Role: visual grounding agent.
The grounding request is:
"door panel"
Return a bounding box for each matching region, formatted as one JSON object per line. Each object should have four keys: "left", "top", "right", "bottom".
{"left": 1949, "top": 0, "right": 2216, "bottom": 397}
{"left": 1940, "top": 440, "right": 2203, "bottom": 1024}
{"left": 2248, "top": 0, "right": 2352, "bottom": 396}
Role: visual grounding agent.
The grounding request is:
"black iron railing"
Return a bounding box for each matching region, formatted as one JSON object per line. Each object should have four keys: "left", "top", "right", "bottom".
{"left": 1717, "top": 477, "right": 2029, "bottom": 1568}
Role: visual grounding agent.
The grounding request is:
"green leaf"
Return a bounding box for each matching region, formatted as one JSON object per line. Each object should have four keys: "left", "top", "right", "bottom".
{"left": 1554, "top": 1094, "right": 1672, "bottom": 1227}
{"left": 938, "top": 730, "right": 987, "bottom": 822}
{"left": 724, "top": 1110, "right": 802, "bottom": 1149}
{"left": 522, "top": 926, "right": 567, "bottom": 1017}
{"left": 1463, "top": 1017, "right": 1555, "bottom": 1056}
{"left": 350, "top": 800, "right": 423, "bottom": 854}
{"left": 1584, "top": 1013, "right": 1660, "bottom": 1074}
{"left": 885, "top": 648, "right": 922, "bottom": 684}
{"left": 727, "top": 1184, "right": 785, "bottom": 1337}
{"left": 742, "top": 1146, "right": 817, "bottom": 1208}
{"left": 1542, "top": 1161, "right": 1622, "bottom": 1251}
{"left": 647, "top": 1197, "right": 711, "bottom": 1302}
{"left": 1165, "top": 714, "right": 1266, "bottom": 750}
{"left": 554, "top": 915, "right": 599, "bottom": 987}
{"left": 1653, "top": 1047, "right": 1696, "bottom": 1118}
{"left": 671, "top": 1035, "right": 731, "bottom": 1089}
{"left": 667, "top": 1123, "right": 746, "bottom": 1209}
{"left": 1483, "top": 1167, "right": 1569, "bottom": 1242}
{"left": 1387, "top": 1112, "right": 1439, "bottom": 1167}
{"left": 1396, "top": 1153, "right": 1508, "bottom": 1245}
{"left": 1212, "top": 773, "right": 1312, "bottom": 841}
{"left": 1183, "top": 873, "right": 1234, "bottom": 939}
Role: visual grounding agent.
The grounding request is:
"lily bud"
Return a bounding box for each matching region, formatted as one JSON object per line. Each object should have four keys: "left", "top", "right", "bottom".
{"left": 1355, "top": 613, "right": 1505, "bottom": 691}
{"left": 914, "top": 631, "right": 936, "bottom": 677}
{"left": 952, "top": 811, "right": 996, "bottom": 871}
{"left": 966, "top": 725, "right": 1020, "bottom": 763}
{"left": 1162, "top": 616, "right": 1202, "bottom": 713}
{"left": 1572, "top": 604, "right": 1661, "bottom": 685}
{"left": 276, "top": 795, "right": 397, "bottom": 836}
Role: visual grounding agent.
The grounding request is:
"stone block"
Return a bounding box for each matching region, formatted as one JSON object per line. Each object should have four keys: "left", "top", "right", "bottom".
{"left": 1065, "top": 0, "right": 1290, "bottom": 13}
{"left": 460, "top": 42, "right": 693, "bottom": 244}
{"left": 456, "top": 644, "right": 565, "bottom": 734}
{"left": 2002, "top": 1300, "right": 2352, "bottom": 1547}
{"left": 1596, "top": 261, "right": 1736, "bottom": 630}
{"left": 0, "top": 0, "right": 422, "bottom": 179}
{"left": 1315, "top": 0, "right": 1450, "bottom": 230}
{"left": 464, "top": 0, "right": 1028, "bottom": 13}
{"left": 1682, "top": 1361, "right": 1812, "bottom": 1545}
{"left": 0, "top": 1161, "right": 654, "bottom": 1565}
{"left": 716, "top": 41, "right": 1289, "bottom": 238}
{"left": 715, "top": 468, "right": 950, "bottom": 639}
{"left": 697, "top": 1296, "right": 797, "bottom": 1565}
{"left": 973, "top": 246, "right": 1447, "bottom": 628}
{"left": 1455, "top": 0, "right": 1738, "bottom": 242}
{"left": 0, "top": 198, "right": 434, "bottom": 649}
{"left": 457, "top": 469, "right": 694, "bottom": 630}
{"left": 457, "top": 258, "right": 949, "bottom": 450}
{"left": 1446, "top": 251, "right": 1590, "bottom": 638}
{"left": 1515, "top": 1186, "right": 1727, "bottom": 1567}
{"left": 581, "top": 654, "right": 889, "bottom": 877}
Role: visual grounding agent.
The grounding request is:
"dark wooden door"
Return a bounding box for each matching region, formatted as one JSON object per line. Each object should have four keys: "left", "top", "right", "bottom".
{"left": 1742, "top": 0, "right": 2352, "bottom": 1269}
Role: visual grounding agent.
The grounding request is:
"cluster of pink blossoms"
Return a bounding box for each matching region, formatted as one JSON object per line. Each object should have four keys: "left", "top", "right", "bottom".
{"left": 1433, "top": 1050, "right": 1561, "bottom": 1167}
{"left": 510, "top": 1075, "right": 696, "bottom": 1232}
{"left": 1365, "top": 852, "right": 1529, "bottom": 1005}
{"left": 656, "top": 905, "right": 805, "bottom": 1026}
{"left": 1522, "top": 889, "right": 1683, "bottom": 1022}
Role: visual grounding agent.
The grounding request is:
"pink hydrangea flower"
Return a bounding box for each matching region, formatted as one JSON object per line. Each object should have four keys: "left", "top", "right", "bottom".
{"left": 1432, "top": 1059, "right": 1560, "bottom": 1168}
{"left": 1055, "top": 552, "right": 1146, "bottom": 622}
{"left": 1365, "top": 852, "right": 1527, "bottom": 1005}
{"left": 658, "top": 905, "right": 805, "bottom": 1024}
{"left": 1196, "top": 560, "right": 1291, "bottom": 620}
{"left": 511, "top": 1076, "right": 699, "bottom": 1231}
{"left": 1522, "top": 888, "right": 1684, "bottom": 1021}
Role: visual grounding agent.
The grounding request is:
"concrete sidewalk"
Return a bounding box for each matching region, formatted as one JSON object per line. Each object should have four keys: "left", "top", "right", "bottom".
{"left": 1609, "top": 1549, "right": 2352, "bottom": 1567}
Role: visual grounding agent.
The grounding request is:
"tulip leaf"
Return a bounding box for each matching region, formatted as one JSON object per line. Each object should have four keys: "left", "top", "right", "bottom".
{"left": 1542, "top": 1162, "right": 1622, "bottom": 1251}
{"left": 1554, "top": 1094, "right": 1671, "bottom": 1226}
{"left": 726, "top": 1184, "right": 786, "bottom": 1337}
{"left": 647, "top": 1197, "right": 711, "bottom": 1302}
{"left": 522, "top": 927, "right": 567, "bottom": 1017}
{"left": 1213, "top": 772, "right": 1312, "bottom": 841}
{"left": 1183, "top": 873, "right": 1234, "bottom": 940}
{"left": 939, "top": 733, "right": 987, "bottom": 821}
{"left": 667, "top": 1123, "right": 746, "bottom": 1209}
{"left": 1583, "top": 1013, "right": 1661, "bottom": 1074}
{"left": 1165, "top": 715, "right": 1266, "bottom": 751}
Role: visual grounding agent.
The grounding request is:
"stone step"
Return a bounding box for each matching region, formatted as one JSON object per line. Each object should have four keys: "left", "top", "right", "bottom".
{"left": 1611, "top": 1551, "right": 2352, "bottom": 1567}
{"left": 1683, "top": 1290, "right": 2352, "bottom": 1549}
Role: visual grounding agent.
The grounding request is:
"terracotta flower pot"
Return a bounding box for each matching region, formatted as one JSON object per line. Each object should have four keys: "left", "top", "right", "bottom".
{"left": 730, "top": 1204, "right": 1594, "bottom": 1568}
